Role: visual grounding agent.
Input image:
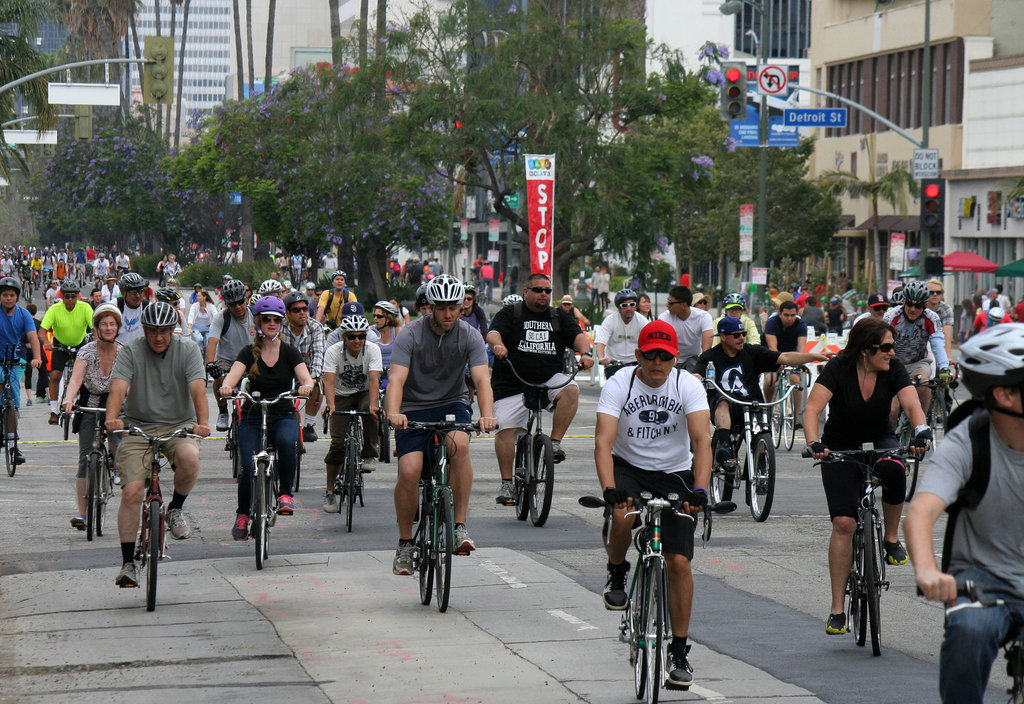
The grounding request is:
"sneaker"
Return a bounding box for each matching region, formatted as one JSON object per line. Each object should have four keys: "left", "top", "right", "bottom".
{"left": 603, "top": 560, "right": 630, "bottom": 610}
{"left": 825, "top": 612, "right": 848, "bottom": 634}
{"left": 12, "top": 448, "right": 25, "bottom": 465}
{"left": 25, "top": 397, "right": 31, "bottom": 406}
{"left": 277, "top": 495, "right": 294, "bottom": 515}
{"left": 454, "top": 524, "right": 476, "bottom": 553}
{"left": 322, "top": 490, "right": 339, "bottom": 513}
{"left": 666, "top": 644, "right": 694, "bottom": 688}
{"left": 70, "top": 515, "right": 86, "bottom": 531}
{"left": 551, "top": 440, "right": 566, "bottom": 463}
{"left": 115, "top": 562, "right": 139, "bottom": 588}
{"left": 112, "top": 469, "right": 120, "bottom": 486}
{"left": 166, "top": 508, "right": 193, "bottom": 540}
{"left": 392, "top": 543, "right": 415, "bottom": 575}
{"left": 495, "top": 479, "right": 515, "bottom": 506}
{"left": 215, "top": 412, "right": 229, "bottom": 432}
{"left": 303, "top": 424, "right": 318, "bottom": 442}
{"left": 48, "top": 412, "right": 59, "bottom": 425}
{"left": 715, "top": 445, "right": 734, "bottom": 465}
{"left": 884, "top": 540, "right": 909, "bottom": 566}
{"left": 231, "top": 514, "right": 249, "bottom": 540}
{"left": 360, "top": 458, "right": 376, "bottom": 473}
{"left": 35, "top": 396, "right": 46, "bottom": 404}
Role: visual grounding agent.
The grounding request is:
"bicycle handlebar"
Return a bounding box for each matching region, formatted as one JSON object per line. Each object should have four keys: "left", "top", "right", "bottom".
{"left": 801, "top": 445, "right": 911, "bottom": 463}
{"left": 112, "top": 425, "right": 201, "bottom": 443}
{"left": 229, "top": 389, "right": 306, "bottom": 406}
{"left": 706, "top": 379, "right": 799, "bottom": 408}
{"left": 406, "top": 419, "right": 490, "bottom": 433}
{"left": 503, "top": 357, "right": 582, "bottom": 390}
{"left": 331, "top": 409, "right": 375, "bottom": 416}
{"left": 578, "top": 492, "right": 721, "bottom": 546}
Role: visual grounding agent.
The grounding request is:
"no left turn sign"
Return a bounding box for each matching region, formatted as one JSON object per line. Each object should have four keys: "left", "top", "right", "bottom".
{"left": 758, "top": 65, "right": 787, "bottom": 95}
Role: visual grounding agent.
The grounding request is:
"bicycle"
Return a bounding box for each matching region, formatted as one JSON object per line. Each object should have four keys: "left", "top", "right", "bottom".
{"left": 0, "top": 347, "right": 25, "bottom": 477}
{"left": 229, "top": 386, "right": 304, "bottom": 569}
{"left": 946, "top": 580, "right": 1024, "bottom": 703}
{"left": 112, "top": 425, "right": 200, "bottom": 612}
{"left": 706, "top": 379, "right": 797, "bottom": 522}
{"left": 769, "top": 365, "right": 809, "bottom": 451}
{"left": 52, "top": 341, "right": 79, "bottom": 441}
{"left": 894, "top": 375, "right": 951, "bottom": 501}
{"left": 77, "top": 405, "right": 117, "bottom": 541}
{"left": 925, "top": 367, "right": 960, "bottom": 443}
{"left": 502, "top": 359, "right": 581, "bottom": 527}
{"left": 377, "top": 370, "right": 392, "bottom": 465}
{"left": 406, "top": 417, "right": 483, "bottom": 613}
{"left": 579, "top": 491, "right": 713, "bottom": 703}
{"left": 330, "top": 408, "right": 374, "bottom": 533}
{"left": 803, "top": 444, "right": 910, "bottom": 656}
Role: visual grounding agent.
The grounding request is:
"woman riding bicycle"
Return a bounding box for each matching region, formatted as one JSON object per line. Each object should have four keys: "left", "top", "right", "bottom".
{"left": 802, "top": 317, "right": 931, "bottom": 635}
{"left": 62, "top": 304, "right": 122, "bottom": 530}
{"left": 218, "top": 296, "right": 314, "bottom": 540}
{"left": 187, "top": 288, "right": 213, "bottom": 352}
{"left": 371, "top": 300, "right": 401, "bottom": 370}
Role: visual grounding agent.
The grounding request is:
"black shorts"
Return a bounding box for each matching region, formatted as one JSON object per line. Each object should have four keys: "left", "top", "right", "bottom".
{"left": 50, "top": 344, "right": 81, "bottom": 373}
{"left": 820, "top": 435, "right": 907, "bottom": 520}
{"left": 612, "top": 457, "right": 696, "bottom": 559}
{"left": 707, "top": 391, "right": 745, "bottom": 428}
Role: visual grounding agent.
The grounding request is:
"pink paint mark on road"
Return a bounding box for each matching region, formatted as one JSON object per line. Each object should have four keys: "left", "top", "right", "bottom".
{"left": 296, "top": 647, "right": 331, "bottom": 663}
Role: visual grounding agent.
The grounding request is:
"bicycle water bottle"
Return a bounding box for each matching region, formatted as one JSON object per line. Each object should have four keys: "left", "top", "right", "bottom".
{"left": 705, "top": 365, "right": 716, "bottom": 385}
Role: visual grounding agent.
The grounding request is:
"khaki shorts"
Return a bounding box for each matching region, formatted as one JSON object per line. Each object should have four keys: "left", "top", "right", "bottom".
{"left": 905, "top": 359, "right": 932, "bottom": 382}
{"left": 493, "top": 372, "right": 577, "bottom": 432}
{"left": 115, "top": 422, "right": 200, "bottom": 486}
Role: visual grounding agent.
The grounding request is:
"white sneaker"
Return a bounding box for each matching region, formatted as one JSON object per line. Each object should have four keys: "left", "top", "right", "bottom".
{"left": 216, "top": 412, "right": 229, "bottom": 432}
{"left": 360, "top": 458, "right": 376, "bottom": 473}
{"left": 322, "top": 490, "right": 339, "bottom": 513}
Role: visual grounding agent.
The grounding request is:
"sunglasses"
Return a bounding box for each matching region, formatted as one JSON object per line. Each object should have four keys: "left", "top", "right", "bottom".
{"left": 373, "top": 313, "right": 386, "bottom": 319}
{"left": 345, "top": 333, "right": 367, "bottom": 341}
{"left": 528, "top": 287, "right": 553, "bottom": 295}
{"left": 258, "top": 315, "right": 283, "bottom": 324}
{"left": 641, "top": 349, "right": 675, "bottom": 362}
{"left": 289, "top": 306, "right": 308, "bottom": 313}
{"left": 667, "top": 299, "right": 683, "bottom": 306}
{"left": 904, "top": 302, "right": 924, "bottom": 309}
{"left": 929, "top": 290, "right": 943, "bottom": 295}
{"left": 871, "top": 342, "right": 896, "bottom": 353}
{"left": 618, "top": 302, "right": 637, "bottom": 309}
{"left": 228, "top": 300, "right": 247, "bottom": 307}
{"left": 726, "top": 331, "right": 746, "bottom": 338}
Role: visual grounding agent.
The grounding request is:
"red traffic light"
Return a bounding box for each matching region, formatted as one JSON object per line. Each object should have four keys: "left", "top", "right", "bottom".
{"left": 924, "top": 183, "right": 941, "bottom": 198}
{"left": 725, "top": 67, "right": 742, "bottom": 82}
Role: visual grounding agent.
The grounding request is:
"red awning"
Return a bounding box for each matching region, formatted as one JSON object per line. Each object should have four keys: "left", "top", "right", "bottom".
{"left": 943, "top": 250, "right": 999, "bottom": 273}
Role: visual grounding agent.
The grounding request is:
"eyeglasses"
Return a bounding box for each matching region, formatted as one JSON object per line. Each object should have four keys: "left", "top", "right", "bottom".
{"left": 929, "top": 290, "right": 944, "bottom": 295}
{"left": 373, "top": 313, "right": 386, "bottom": 319}
{"left": 726, "top": 331, "right": 747, "bottom": 338}
{"left": 904, "top": 302, "right": 924, "bottom": 310}
{"left": 871, "top": 342, "right": 896, "bottom": 353}
{"left": 618, "top": 302, "right": 637, "bottom": 309}
{"left": 289, "top": 306, "right": 308, "bottom": 313}
{"left": 641, "top": 349, "right": 675, "bottom": 362}
{"left": 528, "top": 287, "right": 553, "bottom": 295}
{"left": 258, "top": 315, "right": 283, "bottom": 324}
{"left": 667, "top": 299, "right": 683, "bottom": 306}
{"left": 344, "top": 333, "right": 367, "bottom": 341}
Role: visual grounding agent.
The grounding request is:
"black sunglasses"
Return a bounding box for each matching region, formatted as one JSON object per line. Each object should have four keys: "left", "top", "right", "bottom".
{"left": 345, "top": 333, "right": 367, "bottom": 340}
{"left": 289, "top": 306, "right": 308, "bottom": 313}
{"left": 904, "top": 302, "right": 924, "bottom": 309}
{"left": 528, "top": 286, "right": 553, "bottom": 295}
{"left": 641, "top": 349, "right": 675, "bottom": 362}
{"left": 228, "top": 300, "right": 247, "bottom": 307}
{"left": 871, "top": 342, "right": 896, "bottom": 353}
{"left": 373, "top": 313, "right": 386, "bottom": 319}
{"left": 726, "top": 331, "right": 746, "bottom": 339}
{"left": 258, "top": 315, "right": 283, "bottom": 324}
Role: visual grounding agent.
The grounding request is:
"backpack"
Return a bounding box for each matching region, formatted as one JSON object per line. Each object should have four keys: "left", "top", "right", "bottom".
{"left": 323, "top": 288, "right": 354, "bottom": 328}
{"left": 939, "top": 400, "right": 991, "bottom": 572}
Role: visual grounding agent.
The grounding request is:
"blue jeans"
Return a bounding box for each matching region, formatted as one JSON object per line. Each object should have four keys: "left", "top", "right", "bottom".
{"left": 236, "top": 413, "right": 299, "bottom": 515}
{"left": 940, "top": 566, "right": 1024, "bottom": 704}
{"left": 0, "top": 362, "right": 24, "bottom": 409}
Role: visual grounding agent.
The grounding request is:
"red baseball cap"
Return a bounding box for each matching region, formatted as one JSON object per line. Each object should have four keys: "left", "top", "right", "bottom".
{"left": 638, "top": 320, "right": 677, "bottom": 355}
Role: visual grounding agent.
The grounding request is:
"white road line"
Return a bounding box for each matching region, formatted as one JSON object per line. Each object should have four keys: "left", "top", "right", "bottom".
{"left": 478, "top": 559, "right": 529, "bottom": 589}
{"left": 689, "top": 684, "right": 730, "bottom": 701}
{"left": 546, "top": 609, "right": 599, "bottom": 630}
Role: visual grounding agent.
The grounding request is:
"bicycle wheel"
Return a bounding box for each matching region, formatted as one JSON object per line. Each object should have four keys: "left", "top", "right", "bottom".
{"left": 783, "top": 393, "right": 797, "bottom": 451}
{"left": 378, "top": 415, "right": 391, "bottom": 463}
{"left": 747, "top": 433, "right": 776, "bottom": 522}
{"left": 434, "top": 487, "right": 454, "bottom": 613}
{"left": 905, "top": 456, "right": 921, "bottom": 502}
{"left": 3, "top": 406, "right": 13, "bottom": 478}
{"left": 418, "top": 484, "right": 434, "bottom": 606}
{"left": 229, "top": 420, "right": 240, "bottom": 480}
{"left": 293, "top": 438, "right": 302, "bottom": 492}
{"left": 85, "top": 452, "right": 101, "bottom": 542}
{"left": 253, "top": 461, "right": 268, "bottom": 570}
{"left": 145, "top": 500, "right": 161, "bottom": 612}
{"left": 770, "top": 386, "right": 783, "bottom": 449}
{"left": 850, "top": 527, "right": 867, "bottom": 647}
{"left": 642, "top": 561, "right": 665, "bottom": 704}
{"left": 710, "top": 434, "right": 734, "bottom": 503}
{"left": 930, "top": 388, "right": 948, "bottom": 442}
{"left": 514, "top": 436, "right": 529, "bottom": 521}
{"left": 96, "top": 450, "right": 111, "bottom": 537}
{"left": 344, "top": 445, "right": 358, "bottom": 533}
{"left": 865, "top": 515, "right": 883, "bottom": 656}
{"left": 530, "top": 434, "right": 555, "bottom": 527}
{"left": 631, "top": 569, "right": 647, "bottom": 699}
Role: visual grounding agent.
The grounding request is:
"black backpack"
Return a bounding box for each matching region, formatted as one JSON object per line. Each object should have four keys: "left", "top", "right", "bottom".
{"left": 939, "top": 400, "right": 991, "bottom": 572}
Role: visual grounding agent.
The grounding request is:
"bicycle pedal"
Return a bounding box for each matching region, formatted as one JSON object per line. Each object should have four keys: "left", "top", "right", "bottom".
{"left": 663, "top": 683, "right": 690, "bottom": 692}
{"left": 454, "top": 549, "right": 473, "bottom": 556}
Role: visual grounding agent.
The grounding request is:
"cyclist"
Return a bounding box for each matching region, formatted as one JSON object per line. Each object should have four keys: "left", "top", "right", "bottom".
{"left": 370, "top": 300, "right": 401, "bottom": 368}
{"left": 113, "top": 251, "right": 131, "bottom": 277}
{"left": 155, "top": 287, "right": 190, "bottom": 337}
{"left": 106, "top": 302, "right": 210, "bottom": 588}
{"left": 162, "top": 254, "right": 182, "bottom": 285}
{"left": 115, "top": 272, "right": 150, "bottom": 343}
{"left": 322, "top": 315, "right": 382, "bottom": 512}
{"left": 282, "top": 291, "right": 325, "bottom": 442}
{"left": 91, "top": 253, "right": 109, "bottom": 288}
{"left": 905, "top": 323, "right": 1024, "bottom": 704}
{"left": 187, "top": 288, "right": 214, "bottom": 351}
{"left": 801, "top": 318, "right": 931, "bottom": 635}
{"left": 387, "top": 275, "right": 496, "bottom": 573}
{"left": 100, "top": 275, "right": 120, "bottom": 303}
{"left": 826, "top": 295, "right": 847, "bottom": 334}
{"left": 0, "top": 276, "right": 42, "bottom": 465}
{"left": 19, "top": 259, "right": 34, "bottom": 299}
{"left": 594, "top": 288, "right": 648, "bottom": 380}
{"left": 657, "top": 285, "right": 713, "bottom": 362}
{"left": 698, "top": 316, "right": 830, "bottom": 468}
{"left": 314, "top": 270, "right": 358, "bottom": 329}
{"left": 762, "top": 299, "right": 808, "bottom": 412}
{"left": 206, "top": 279, "right": 256, "bottom": 431}
{"left": 852, "top": 292, "right": 889, "bottom": 327}
{"left": 925, "top": 279, "right": 954, "bottom": 364}
{"left": 711, "top": 292, "right": 761, "bottom": 347}
{"left": 43, "top": 279, "right": 60, "bottom": 309}
{"left": 973, "top": 305, "right": 1011, "bottom": 334}
{"left": 30, "top": 252, "right": 42, "bottom": 287}
{"left": 219, "top": 297, "right": 314, "bottom": 538}
{"left": 487, "top": 273, "right": 594, "bottom": 504}
{"left": 413, "top": 283, "right": 431, "bottom": 318}
{"left": 883, "top": 279, "right": 951, "bottom": 421}
{"left": 459, "top": 286, "right": 489, "bottom": 341}
{"left": 62, "top": 304, "right": 122, "bottom": 530}
{"left": 39, "top": 280, "right": 92, "bottom": 425}
{"left": 258, "top": 279, "right": 285, "bottom": 299}
{"left": 595, "top": 319, "right": 711, "bottom": 689}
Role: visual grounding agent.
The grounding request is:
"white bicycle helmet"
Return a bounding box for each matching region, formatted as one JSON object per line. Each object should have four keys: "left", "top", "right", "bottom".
{"left": 258, "top": 279, "right": 284, "bottom": 295}
{"left": 221, "top": 279, "right": 247, "bottom": 304}
{"left": 959, "top": 323, "right": 1024, "bottom": 398}
{"left": 249, "top": 292, "right": 263, "bottom": 307}
{"left": 140, "top": 301, "right": 178, "bottom": 328}
{"left": 374, "top": 300, "right": 400, "bottom": 317}
{"left": 503, "top": 293, "right": 524, "bottom": 306}
{"left": 338, "top": 315, "right": 370, "bottom": 333}
{"left": 987, "top": 306, "right": 1005, "bottom": 322}
{"left": 425, "top": 274, "right": 465, "bottom": 305}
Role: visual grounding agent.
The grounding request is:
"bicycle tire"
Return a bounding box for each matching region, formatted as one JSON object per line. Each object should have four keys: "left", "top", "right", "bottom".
{"left": 643, "top": 560, "right": 665, "bottom": 704}
{"left": 905, "top": 455, "right": 921, "bottom": 502}
{"left": 2, "top": 405, "right": 12, "bottom": 477}
{"left": 293, "top": 438, "right": 302, "bottom": 492}
{"left": 96, "top": 450, "right": 111, "bottom": 537}
{"left": 229, "top": 419, "right": 240, "bottom": 480}
{"left": 145, "top": 500, "right": 161, "bottom": 612}
{"left": 866, "top": 515, "right": 882, "bottom": 656}
{"left": 530, "top": 434, "right": 554, "bottom": 527}
{"left": 344, "top": 441, "right": 359, "bottom": 533}
{"left": 435, "top": 487, "right": 454, "bottom": 613}
{"left": 851, "top": 527, "right": 867, "bottom": 647}
{"left": 379, "top": 416, "right": 392, "bottom": 463}
{"left": 771, "top": 386, "right": 783, "bottom": 449}
{"left": 631, "top": 568, "right": 647, "bottom": 699}
{"left": 514, "top": 437, "right": 529, "bottom": 521}
{"left": 930, "top": 388, "right": 948, "bottom": 442}
{"left": 747, "top": 433, "right": 775, "bottom": 522}
{"left": 418, "top": 484, "right": 434, "bottom": 606}
{"left": 783, "top": 393, "right": 796, "bottom": 451}
{"left": 254, "top": 460, "right": 268, "bottom": 570}
{"left": 85, "top": 452, "right": 100, "bottom": 542}
{"left": 710, "top": 434, "right": 735, "bottom": 503}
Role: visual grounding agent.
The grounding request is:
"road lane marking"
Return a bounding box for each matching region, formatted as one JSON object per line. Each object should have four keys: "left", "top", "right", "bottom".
{"left": 547, "top": 609, "right": 598, "bottom": 630}
{"left": 478, "top": 559, "right": 528, "bottom": 588}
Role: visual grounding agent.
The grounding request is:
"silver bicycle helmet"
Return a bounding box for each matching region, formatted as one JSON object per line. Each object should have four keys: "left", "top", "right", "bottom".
{"left": 502, "top": 293, "right": 523, "bottom": 306}
{"left": 374, "top": 300, "right": 400, "bottom": 317}
{"left": 338, "top": 315, "right": 370, "bottom": 333}
{"left": 987, "top": 306, "right": 1005, "bottom": 322}
{"left": 425, "top": 274, "right": 465, "bottom": 305}
{"left": 119, "top": 272, "right": 146, "bottom": 290}
{"left": 0, "top": 276, "right": 21, "bottom": 293}
{"left": 959, "top": 323, "right": 1024, "bottom": 398}
{"left": 140, "top": 301, "right": 178, "bottom": 328}
{"left": 258, "top": 279, "right": 284, "bottom": 295}
{"left": 248, "top": 292, "right": 263, "bottom": 307}
{"left": 221, "top": 279, "right": 247, "bottom": 304}
{"left": 59, "top": 279, "right": 80, "bottom": 294}
{"left": 903, "top": 280, "right": 930, "bottom": 305}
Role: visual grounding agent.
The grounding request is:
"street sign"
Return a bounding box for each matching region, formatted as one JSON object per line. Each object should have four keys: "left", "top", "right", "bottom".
{"left": 912, "top": 148, "right": 940, "bottom": 179}
{"left": 459, "top": 219, "right": 468, "bottom": 241}
{"left": 3, "top": 129, "right": 57, "bottom": 145}
{"left": 48, "top": 82, "right": 121, "bottom": 106}
{"left": 488, "top": 219, "right": 500, "bottom": 242}
{"left": 487, "top": 249, "right": 500, "bottom": 262}
{"left": 783, "top": 108, "right": 847, "bottom": 127}
{"left": 752, "top": 267, "right": 768, "bottom": 285}
{"left": 757, "top": 65, "right": 787, "bottom": 95}
{"left": 888, "top": 232, "right": 905, "bottom": 271}
{"left": 730, "top": 106, "right": 799, "bottom": 148}
{"left": 739, "top": 204, "right": 754, "bottom": 263}
{"left": 503, "top": 193, "right": 520, "bottom": 208}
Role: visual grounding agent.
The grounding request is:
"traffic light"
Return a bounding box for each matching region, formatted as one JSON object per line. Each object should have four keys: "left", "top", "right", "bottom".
{"left": 143, "top": 36, "right": 174, "bottom": 105}
{"left": 719, "top": 62, "right": 747, "bottom": 121}
{"left": 920, "top": 178, "right": 946, "bottom": 234}
{"left": 74, "top": 105, "right": 92, "bottom": 141}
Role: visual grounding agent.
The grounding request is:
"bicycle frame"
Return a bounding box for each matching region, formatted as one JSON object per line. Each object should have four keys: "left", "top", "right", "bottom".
{"left": 78, "top": 405, "right": 114, "bottom": 541}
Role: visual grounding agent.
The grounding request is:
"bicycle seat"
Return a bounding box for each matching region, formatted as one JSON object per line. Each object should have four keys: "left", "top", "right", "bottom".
{"left": 523, "top": 386, "right": 551, "bottom": 412}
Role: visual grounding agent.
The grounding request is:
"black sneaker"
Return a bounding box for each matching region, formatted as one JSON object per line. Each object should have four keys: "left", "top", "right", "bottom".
{"left": 884, "top": 540, "right": 909, "bottom": 565}
{"left": 551, "top": 440, "right": 566, "bottom": 463}
{"left": 825, "top": 612, "right": 848, "bottom": 635}
{"left": 12, "top": 448, "right": 25, "bottom": 465}
{"left": 714, "top": 445, "right": 734, "bottom": 466}
{"left": 303, "top": 424, "right": 318, "bottom": 443}
{"left": 666, "top": 644, "right": 693, "bottom": 688}
{"left": 603, "top": 560, "right": 630, "bottom": 610}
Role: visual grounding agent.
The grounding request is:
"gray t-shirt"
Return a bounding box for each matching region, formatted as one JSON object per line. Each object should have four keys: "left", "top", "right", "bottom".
{"left": 917, "top": 420, "right": 1024, "bottom": 593}
{"left": 389, "top": 316, "right": 488, "bottom": 412}
{"left": 209, "top": 308, "right": 255, "bottom": 365}
{"left": 112, "top": 335, "right": 206, "bottom": 430}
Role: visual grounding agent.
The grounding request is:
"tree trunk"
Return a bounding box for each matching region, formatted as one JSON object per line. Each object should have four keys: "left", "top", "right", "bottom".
{"left": 174, "top": 0, "right": 191, "bottom": 149}
{"left": 154, "top": 0, "right": 163, "bottom": 136}
{"left": 241, "top": 198, "right": 254, "bottom": 262}
{"left": 359, "top": 241, "right": 389, "bottom": 301}
{"left": 246, "top": 0, "right": 255, "bottom": 97}
{"left": 264, "top": 0, "right": 276, "bottom": 94}
{"left": 329, "top": 0, "right": 341, "bottom": 65}
{"left": 232, "top": 0, "right": 244, "bottom": 100}
{"left": 358, "top": 0, "right": 369, "bottom": 67}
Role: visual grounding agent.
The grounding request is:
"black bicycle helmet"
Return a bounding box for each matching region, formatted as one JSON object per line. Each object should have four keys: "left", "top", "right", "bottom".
{"left": 119, "top": 272, "right": 146, "bottom": 291}
{"left": 415, "top": 283, "right": 430, "bottom": 307}
{"left": 59, "top": 279, "right": 80, "bottom": 294}
{"left": 221, "top": 279, "right": 247, "bottom": 304}
{"left": 283, "top": 290, "right": 308, "bottom": 310}
{"left": 156, "top": 286, "right": 181, "bottom": 303}
{"left": 140, "top": 301, "right": 178, "bottom": 328}
{"left": 0, "top": 276, "right": 20, "bottom": 293}
{"left": 614, "top": 288, "right": 638, "bottom": 307}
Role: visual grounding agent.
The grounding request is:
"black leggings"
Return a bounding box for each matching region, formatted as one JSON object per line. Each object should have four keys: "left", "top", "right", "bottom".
{"left": 820, "top": 436, "right": 906, "bottom": 520}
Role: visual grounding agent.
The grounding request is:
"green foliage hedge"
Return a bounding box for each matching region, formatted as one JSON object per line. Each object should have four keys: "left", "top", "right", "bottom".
{"left": 180, "top": 260, "right": 279, "bottom": 289}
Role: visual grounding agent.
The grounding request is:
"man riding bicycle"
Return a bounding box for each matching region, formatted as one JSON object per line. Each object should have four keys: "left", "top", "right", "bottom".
{"left": 387, "top": 275, "right": 496, "bottom": 573}
{"left": 115, "top": 272, "right": 150, "bottom": 343}
{"left": 38, "top": 279, "right": 92, "bottom": 425}
{"left": 906, "top": 323, "right": 1024, "bottom": 704}
{"left": 0, "top": 276, "right": 42, "bottom": 464}
{"left": 106, "top": 302, "right": 210, "bottom": 588}
{"left": 282, "top": 290, "right": 325, "bottom": 442}
{"left": 883, "top": 279, "right": 951, "bottom": 420}
{"left": 487, "top": 273, "right": 594, "bottom": 505}
{"left": 595, "top": 319, "right": 711, "bottom": 689}
{"left": 594, "top": 288, "right": 649, "bottom": 380}
{"left": 314, "top": 270, "right": 358, "bottom": 330}
{"left": 206, "top": 279, "right": 256, "bottom": 431}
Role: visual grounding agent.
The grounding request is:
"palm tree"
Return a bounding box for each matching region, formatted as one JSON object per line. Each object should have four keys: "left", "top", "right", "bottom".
{"left": 329, "top": 0, "right": 341, "bottom": 65}
{"left": 0, "top": 0, "right": 52, "bottom": 177}
{"left": 263, "top": 0, "right": 276, "bottom": 94}
{"left": 358, "top": 0, "right": 368, "bottom": 66}
{"left": 245, "top": 0, "right": 254, "bottom": 97}
{"left": 231, "top": 0, "right": 243, "bottom": 99}
{"left": 173, "top": 0, "right": 191, "bottom": 148}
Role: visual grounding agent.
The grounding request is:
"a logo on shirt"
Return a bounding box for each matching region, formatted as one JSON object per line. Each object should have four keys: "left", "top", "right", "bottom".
{"left": 516, "top": 320, "right": 557, "bottom": 355}
{"left": 638, "top": 410, "right": 670, "bottom": 424}
{"left": 622, "top": 393, "right": 682, "bottom": 439}
{"left": 720, "top": 363, "right": 751, "bottom": 397}
{"left": 338, "top": 363, "right": 366, "bottom": 389}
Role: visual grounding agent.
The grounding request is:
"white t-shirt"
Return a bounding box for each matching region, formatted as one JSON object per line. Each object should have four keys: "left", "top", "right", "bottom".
{"left": 323, "top": 340, "right": 383, "bottom": 395}
{"left": 594, "top": 312, "right": 649, "bottom": 363}
{"left": 596, "top": 368, "right": 709, "bottom": 473}
{"left": 657, "top": 307, "right": 713, "bottom": 358}
{"left": 118, "top": 303, "right": 145, "bottom": 343}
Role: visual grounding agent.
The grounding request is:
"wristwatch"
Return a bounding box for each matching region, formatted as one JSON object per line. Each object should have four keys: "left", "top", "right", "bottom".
{"left": 580, "top": 351, "right": 593, "bottom": 357}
